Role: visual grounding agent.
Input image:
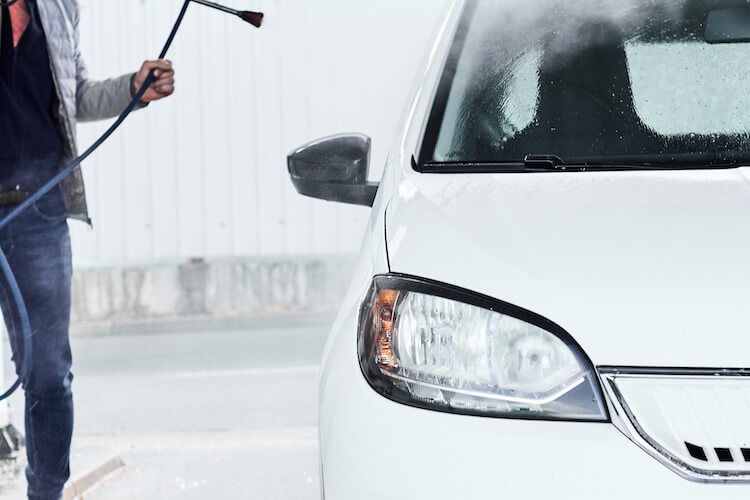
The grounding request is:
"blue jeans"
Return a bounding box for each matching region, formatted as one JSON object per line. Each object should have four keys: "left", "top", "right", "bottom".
{"left": 0, "top": 187, "right": 73, "bottom": 500}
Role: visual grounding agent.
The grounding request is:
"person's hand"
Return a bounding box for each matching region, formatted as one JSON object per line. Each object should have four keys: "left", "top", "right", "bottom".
{"left": 132, "top": 60, "right": 175, "bottom": 103}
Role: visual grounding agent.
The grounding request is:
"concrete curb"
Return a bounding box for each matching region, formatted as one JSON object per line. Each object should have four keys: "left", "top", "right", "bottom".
{"left": 71, "top": 311, "right": 338, "bottom": 337}
{"left": 62, "top": 454, "right": 124, "bottom": 500}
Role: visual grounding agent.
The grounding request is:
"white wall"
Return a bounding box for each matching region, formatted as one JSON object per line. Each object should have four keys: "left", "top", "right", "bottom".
{"left": 71, "top": 0, "right": 448, "bottom": 267}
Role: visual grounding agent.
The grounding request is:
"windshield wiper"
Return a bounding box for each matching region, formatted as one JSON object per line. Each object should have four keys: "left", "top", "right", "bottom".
{"left": 419, "top": 155, "right": 667, "bottom": 173}
{"left": 417, "top": 154, "right": 746, "bottom": 173}
{"left": 522, "top": 154, "right": 663, "bottom": 171}
{"left": 523, "top": 154, "right": 569, "bottom": 170}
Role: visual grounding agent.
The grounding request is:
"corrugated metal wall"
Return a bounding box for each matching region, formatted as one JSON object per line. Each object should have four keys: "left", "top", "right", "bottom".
{"left": 71, "top": 0, "right": 446, "bottom": 266}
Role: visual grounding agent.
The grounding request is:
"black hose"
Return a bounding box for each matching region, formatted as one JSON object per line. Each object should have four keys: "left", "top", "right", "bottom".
{"left": 0, "top": 0, "right": 192, "bottom": 401}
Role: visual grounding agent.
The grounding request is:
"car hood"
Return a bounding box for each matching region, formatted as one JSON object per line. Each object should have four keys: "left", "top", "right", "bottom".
{"left": 385, "top": 168, "right": 750, "bottom": 367}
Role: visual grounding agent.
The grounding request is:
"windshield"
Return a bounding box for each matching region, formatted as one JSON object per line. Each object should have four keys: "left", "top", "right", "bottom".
{"left": 420, "top": 0, "right": 750, "bottom": 168}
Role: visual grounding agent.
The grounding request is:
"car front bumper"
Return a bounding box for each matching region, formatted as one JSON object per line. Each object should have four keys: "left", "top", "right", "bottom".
{"left": 319, "top": 309, "right": 750, "bottom": 500}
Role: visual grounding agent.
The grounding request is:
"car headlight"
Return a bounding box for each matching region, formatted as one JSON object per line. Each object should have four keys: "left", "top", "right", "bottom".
{"left": 358, "top": 275, "right": 608, "bottom": 421}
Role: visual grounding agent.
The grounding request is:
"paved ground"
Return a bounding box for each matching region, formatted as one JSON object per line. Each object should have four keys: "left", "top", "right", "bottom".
{"left": 0, "top": 316, "right": 331, "bottom": 499}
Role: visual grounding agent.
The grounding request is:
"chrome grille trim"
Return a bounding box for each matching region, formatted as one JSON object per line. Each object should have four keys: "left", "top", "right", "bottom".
{"left": 599, "top": 367, "right": 750, "bottom": 484}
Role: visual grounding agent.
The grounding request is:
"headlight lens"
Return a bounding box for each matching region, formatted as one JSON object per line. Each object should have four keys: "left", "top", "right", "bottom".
{"left": 358, "top": 276, "right": 608, "bottom": 421}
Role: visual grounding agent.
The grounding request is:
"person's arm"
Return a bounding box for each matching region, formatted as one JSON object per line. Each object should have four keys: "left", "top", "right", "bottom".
{"left": 73, "top": 3, "right": 175, "bottom": 122}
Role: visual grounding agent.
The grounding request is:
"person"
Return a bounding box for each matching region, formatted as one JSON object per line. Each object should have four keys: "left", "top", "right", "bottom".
{"left": 0, "top": 1, "right": 175, "bottom": 498}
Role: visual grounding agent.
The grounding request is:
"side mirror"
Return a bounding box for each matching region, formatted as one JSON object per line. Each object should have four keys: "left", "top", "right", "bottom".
{"left": 287, "top": 134, "right": 379, "bottom": 207}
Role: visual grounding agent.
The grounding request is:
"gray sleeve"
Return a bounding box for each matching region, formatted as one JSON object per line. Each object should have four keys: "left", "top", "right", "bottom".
{"left": 72, "top": 2, "right": 146, "bottom": 122}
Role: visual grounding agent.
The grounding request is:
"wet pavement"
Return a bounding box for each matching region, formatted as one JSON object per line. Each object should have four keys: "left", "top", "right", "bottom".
{"left": 0, "top": 315, "right": 331, "bottom": 499}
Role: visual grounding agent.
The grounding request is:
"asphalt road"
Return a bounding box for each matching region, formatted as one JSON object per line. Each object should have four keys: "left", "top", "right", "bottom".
{"left": 1, "top": 316, "right": 331, "bottom": 499}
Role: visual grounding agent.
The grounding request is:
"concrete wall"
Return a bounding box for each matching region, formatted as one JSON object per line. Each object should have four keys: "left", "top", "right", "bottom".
{"left": 71, "top": 256, "right": 357, "bottom": 326}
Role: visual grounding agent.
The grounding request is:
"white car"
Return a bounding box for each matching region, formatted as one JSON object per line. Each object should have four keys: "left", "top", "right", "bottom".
{"left": 288, "top": 1, "right": 750, "bottom": 498}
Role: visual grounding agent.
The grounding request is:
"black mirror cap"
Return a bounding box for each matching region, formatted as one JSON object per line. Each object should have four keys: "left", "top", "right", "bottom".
{"left": 288, "top": 134, "right": 379, "bottom": 207}
{"left": 289, "top": 134, "right": 371, "bottom": 183}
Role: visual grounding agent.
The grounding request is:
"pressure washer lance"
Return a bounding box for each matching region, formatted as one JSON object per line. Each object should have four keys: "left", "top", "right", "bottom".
{"left": 0, "top": 0, "right": 263, "bottom": 401}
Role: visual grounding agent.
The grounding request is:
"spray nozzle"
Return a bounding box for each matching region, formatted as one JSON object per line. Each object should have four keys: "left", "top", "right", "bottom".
{"left": 190, "top": 0, "right": 264, "bottom": 28}
{"left": 238, "top": 11, "right": 263, "bottom": 28}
